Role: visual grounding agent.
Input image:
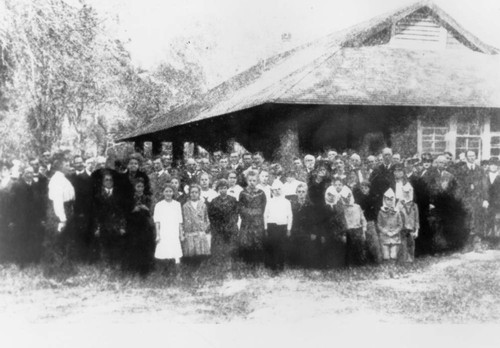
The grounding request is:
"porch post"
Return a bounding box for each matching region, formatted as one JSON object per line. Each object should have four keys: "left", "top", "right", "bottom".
{"left": 275, "top": 119, "right": 299, "bottom": 165}
{"left": 152, "top": 141, "right": 163, "bottom": 156}
{"left": 134, "top": 140, "right": 144, "bottom": 154}
{"left": 172, "top": 141, "right": 184, "bottom": 167}
{"left": 448, "top": 114, "right": 457, "bottom": 159}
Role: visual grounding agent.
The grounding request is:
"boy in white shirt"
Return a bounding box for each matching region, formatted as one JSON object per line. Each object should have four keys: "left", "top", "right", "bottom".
{"left": 264, "top": 180, "right": 293, "bottom": 272}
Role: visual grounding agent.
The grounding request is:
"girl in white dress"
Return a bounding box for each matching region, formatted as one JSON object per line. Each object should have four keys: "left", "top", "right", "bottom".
{"left": 154, "top": 185, "right": 184, "bottom": 266}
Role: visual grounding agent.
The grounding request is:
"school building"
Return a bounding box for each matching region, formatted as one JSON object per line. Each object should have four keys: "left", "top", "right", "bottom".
{"left": 119, "top": 0, "right": 500, "bottom": 161}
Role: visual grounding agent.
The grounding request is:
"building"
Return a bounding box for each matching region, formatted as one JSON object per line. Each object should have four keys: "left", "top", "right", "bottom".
{"left": 119, "top": 0, "right": 500, "bottom": 161}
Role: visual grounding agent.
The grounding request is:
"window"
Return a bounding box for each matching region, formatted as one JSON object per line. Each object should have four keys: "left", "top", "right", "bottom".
{"left": 491, "top": 136, "right": 500, "bottom": 157}
{"left": 456, "top": 114, "right": 481, "bottom": 157}
{"left": 420, "top": 113, "right": 448, "bottom": 155}
{"left": 422, "top": 127, "right": 447, "bottom": 154}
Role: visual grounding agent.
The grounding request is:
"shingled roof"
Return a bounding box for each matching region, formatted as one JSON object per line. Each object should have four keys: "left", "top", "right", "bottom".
{"left": 120, "top": 0, "right": 500, "bottom": 141}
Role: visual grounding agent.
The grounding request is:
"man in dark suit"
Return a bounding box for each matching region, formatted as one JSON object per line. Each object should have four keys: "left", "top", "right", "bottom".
{"left": 369, "top": 147, "right": 396, "bottom": 213}
{"left": 150, "top": 157, "right": 171, "bottom": 204}
{"left": 93, "top": 170, "right": 133, "bottom": 266}
{"left": 30, "top": 158, "right": 49, "bottom": 196}
{"left": 8, "top": 166, "right": 47, "bottom": 265}
{"left": 180, "top": 158, "right": 199, "bottom": 193}
{"left": 484, "top": 157, "right": 500, "bottom": 246}
{"left": 68, "top": 155, "right": 96, "bottom": 262}
{"left": 412, "top": 153, "right": 437, "bottom": 255}
{"left": 457, "top": 150, "right": 488, "bottom": 249}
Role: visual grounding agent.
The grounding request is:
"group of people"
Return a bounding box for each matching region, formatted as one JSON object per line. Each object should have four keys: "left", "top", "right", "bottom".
{"left": 0, "top": 146, "right": 499, "bottom": 277}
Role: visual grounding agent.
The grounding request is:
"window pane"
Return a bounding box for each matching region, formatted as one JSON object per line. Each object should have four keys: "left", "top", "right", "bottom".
{"left": 469, "top": 138, "right": 480, "bottom": 148}
{"left": 492, "top": 148, "right": 500, "bottom": 156}
{"left": 491, "top": 115, "right": 500, "bottom": 132}
{"left": 456, "top": 138, "right": 466, "bottom": 147}
{"left": 435, "top": 141, "right": 447, "bottom": 151}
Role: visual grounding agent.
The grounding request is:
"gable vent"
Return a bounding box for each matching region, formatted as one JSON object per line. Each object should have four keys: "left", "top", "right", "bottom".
{"left": 390, "top": 9, "right": 447, "bottom": 50}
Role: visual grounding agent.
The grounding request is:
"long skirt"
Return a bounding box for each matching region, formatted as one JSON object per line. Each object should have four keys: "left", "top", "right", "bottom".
{"left": 238, "top": 215, "right": 265, "bottom": 264}
{"left": 182, "top": 231, "right": 211, "bottom": 257}
{"left": 123, "top": 212, "right": 156, "bottom": 276}
{"left": 345, "top": 227, "right": 366, "bottom": 267}
{"left": 398, "top": 229, "right": 416, "bottom": 263}
{"left": 320, "top": 235, "right": 346, "bottom": 269}
{"left": 365, "top": 221, "right": 382, "bottom": 264}
{"left": 288, "top": 235, "right": 320, "bottom": 268}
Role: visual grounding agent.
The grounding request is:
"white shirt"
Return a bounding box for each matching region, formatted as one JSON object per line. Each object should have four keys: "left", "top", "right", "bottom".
{"left": 200, "top": 188, "right": 218, "bottom": 203}
{"left": 228, "top": 185, "right": 243, "bottom": 201}
{"left": 395, "top": 180, "right": 404, "bottom": 202}
{"left": 282, "top": 180, "right": 304, "bottom": 197}
{"left": 48, "top": 171, "right": 75, "bottom": 222}
{"left": 489, "top": 172, "right": 498, "bottom": 184}
{"left": 264, "top": 196, "right": 293, "bottom": 230}
{"left": 256, "top": 184, "right": 271, "bottom": 201}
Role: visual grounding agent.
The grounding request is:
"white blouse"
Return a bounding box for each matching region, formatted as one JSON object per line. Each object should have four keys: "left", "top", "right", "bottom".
{"left": 48, "top": 171, "right": 75, "bottom": 222}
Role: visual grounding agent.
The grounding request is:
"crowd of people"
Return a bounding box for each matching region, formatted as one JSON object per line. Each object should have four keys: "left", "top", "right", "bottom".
{"left": 0, "top": 146, "right": 499, "bottom": 277}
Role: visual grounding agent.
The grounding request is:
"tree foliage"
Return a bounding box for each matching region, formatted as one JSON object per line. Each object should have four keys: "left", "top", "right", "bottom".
{"left": 0, "top": 0, "right": 131, "bottom": 156}
{"left": 0, "top": 0, "right": 208, "bottom": 158}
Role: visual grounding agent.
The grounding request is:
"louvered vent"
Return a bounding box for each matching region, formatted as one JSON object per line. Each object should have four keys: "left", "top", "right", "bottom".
{"left": 390, "top": 9, "right": 447, "bottom": 50}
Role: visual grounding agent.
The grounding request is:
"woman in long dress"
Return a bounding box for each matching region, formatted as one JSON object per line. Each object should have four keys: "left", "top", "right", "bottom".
{"left": 238, "top": 170, "right": 267, "bottom": 265}
{"left": 182, "top": 185, "right": 211, "bottom": 262}
{"left": 124, "top": 178, "right": 156, "bottom": 276}
{"left": 208, "top": 179, "right": 239, "bottom": 262}
{"left": 154, "top": 185, "right": 184, "bottom": 268}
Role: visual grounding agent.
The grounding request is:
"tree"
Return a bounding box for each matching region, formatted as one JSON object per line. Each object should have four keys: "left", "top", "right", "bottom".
{"left": 0, "top": 0, "right": 131, "bottom": 155}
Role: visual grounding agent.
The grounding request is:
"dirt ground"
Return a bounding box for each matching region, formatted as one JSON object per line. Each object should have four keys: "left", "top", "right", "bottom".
{"left": 1, "top": 251, "right": 500, "bottom": 347}
{"left": 1, "top": 250, "right": 499, "bottom": 326}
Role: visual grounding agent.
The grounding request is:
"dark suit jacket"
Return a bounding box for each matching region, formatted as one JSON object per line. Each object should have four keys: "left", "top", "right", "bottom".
{"left": 69, "top": 171, "right": 93, "bottom": 216}
{"left": 485, "top": 173, "right": 500, "bottom": 212}
{"left": 369, "top": 163, "right": 395, "bottom": 211}
{"left": 9, "top": 180, "right": 46, "bottom": 228}
{"left": 457, "top": 165, "right": 487, "bottom": 203}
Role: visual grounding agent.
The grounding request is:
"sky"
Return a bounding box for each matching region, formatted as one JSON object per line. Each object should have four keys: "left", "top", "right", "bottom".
{"left": 91, "top": 0, "right": 500, "bottom": 88}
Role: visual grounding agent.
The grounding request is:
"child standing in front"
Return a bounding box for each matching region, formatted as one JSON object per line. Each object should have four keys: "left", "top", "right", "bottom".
{"left": 396, "top": 183, "right": 419, "bottom": 262}
{"left": 377, "top": 188, "right": 403, "bottom": 262}
{"left": 154, "top": 185, "right": 184, "bottom": 271}
{"left": 338, "top": 186, "right": 367, "bottom": 266}
{"left": 264, "top": 180, "right": 293, "bottom": 272}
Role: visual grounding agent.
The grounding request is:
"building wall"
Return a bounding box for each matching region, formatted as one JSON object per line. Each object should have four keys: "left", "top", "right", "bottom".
{"left": 417, "top": 108, "right": 500, "bottom": 160}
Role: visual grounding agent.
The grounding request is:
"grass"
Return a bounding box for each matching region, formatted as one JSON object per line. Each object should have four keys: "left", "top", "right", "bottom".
{"left": 0, "top": 251, "right": 499, "bottom": 324}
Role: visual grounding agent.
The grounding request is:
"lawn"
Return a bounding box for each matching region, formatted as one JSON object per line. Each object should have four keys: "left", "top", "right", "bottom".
{"left": 0, "top": 250, "right": 499, "bottom": 325}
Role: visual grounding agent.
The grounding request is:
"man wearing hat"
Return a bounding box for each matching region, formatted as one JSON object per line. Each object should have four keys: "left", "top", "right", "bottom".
{"left": 369, "top": 147, "right": 396, "bottom": 213}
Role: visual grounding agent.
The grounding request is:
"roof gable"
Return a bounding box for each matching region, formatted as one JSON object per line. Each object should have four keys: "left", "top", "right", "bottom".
{"left": 341, "top": 1, "right": 497, "bottom": 53}
{"left": 120, "top": 1, "right": 499, "bottom": 141}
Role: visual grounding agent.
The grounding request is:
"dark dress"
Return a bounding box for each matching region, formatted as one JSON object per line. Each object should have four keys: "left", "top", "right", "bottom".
{"left": 68, "top": 171, "right": 96, "bottom": 261}
{"left": 238, "top": 188, "right": 267, "bottom": 263}
{"left": 289, "top": 198, "right": 318, "bottom": 268}
{"left": 353, "top": 187, "right": 382, "bottom": 264}
{"left": 7, "top": 179, "right": 47, "bottom": 264}
{"left": 485, "top": 173, "right": 500, "bottom": 241}
{"left": 316, "top": 203, "right": 347, "bottom": 269}
{"left": 208, "top": 194, "right": 239, "bottom": 260}
{"left": 93, "top": 186, "right": 133, "bottom": 265}
{"left": 124, "top": 194, "right": 156, "bottom": 276}
{"left": 308, "top": 177, "right": 332, "bottom": 208}
{"left": 431, "top": 170, "right": 467, "bottom": 252}
{"left": 0, "top": 184, "right": 13, "bottom": 262}
{"left": 369, "top": 163, "right": 395, "bottom": 213}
